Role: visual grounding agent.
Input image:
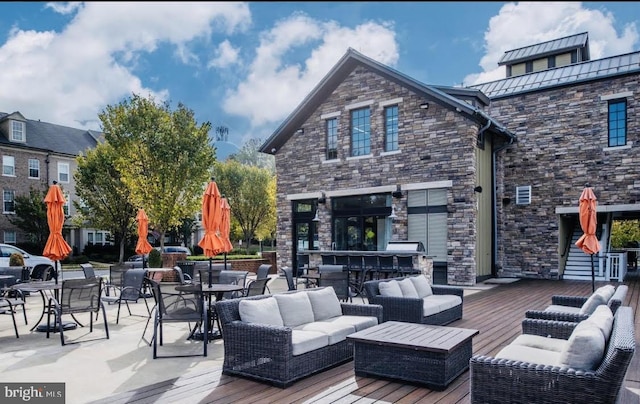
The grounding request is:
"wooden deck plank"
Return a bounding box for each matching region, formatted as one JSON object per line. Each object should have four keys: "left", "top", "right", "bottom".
{"left": 94, "top": 276, "right": 640, "bottom": 404}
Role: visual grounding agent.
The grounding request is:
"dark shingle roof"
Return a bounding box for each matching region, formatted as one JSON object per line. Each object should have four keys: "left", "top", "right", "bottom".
{"left": 0, "top": 112, "right": 101, "bottom": 156}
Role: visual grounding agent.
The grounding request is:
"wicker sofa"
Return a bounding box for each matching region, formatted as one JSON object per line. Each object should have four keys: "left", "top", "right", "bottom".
{"left": 363, "top": 275, "right": 463, "bottom": 325}
{"left": 525, "top": 284, "right": 628, "bottom": 322}
{"left": 470, "top": 305, "right": 636, "bottom": 404}
{"left": 216, "top": 286, "right": 383, "bottom": 387}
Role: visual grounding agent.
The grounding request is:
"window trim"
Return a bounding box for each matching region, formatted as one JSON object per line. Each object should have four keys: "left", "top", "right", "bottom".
{"left": 607, "top": 99, "right": 627, "bottom": 148}
{"left": 350, "top": 107, "right": 371, "bottom": 157}
{"left": 326, "top": 117, "right": 338, "bottom": 160}
{"left": 2, "top": 155, "right": 15, "bottom": 177}
{"left": 11, "top": 120, "right": 25, "bottom": 142}
{"left": 28, "top": 158, "right": 40, "bottom": 179}
{"left": 384, "top": 105, "right": 399, "bottom": 152}
{"left": 58, "top": 162, "right": 70, "bottom": 183}
{"left": 3, "top": 189, "right": 15, "bottom": 214}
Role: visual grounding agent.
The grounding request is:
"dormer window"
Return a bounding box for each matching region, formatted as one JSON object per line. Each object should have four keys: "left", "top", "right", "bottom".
{"left": 11, "top": 121, "right": 25, "bottom": 142}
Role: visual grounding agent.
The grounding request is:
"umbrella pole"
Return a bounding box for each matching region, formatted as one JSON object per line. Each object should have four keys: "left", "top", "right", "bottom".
{"left": 224, "top": 253, "right": 227, "bottom": 269}
{"left": 590, "top": 253, "right": 595, "bottom": 293}
{"left": 208, "top": 257, "right": 213, "bottom": 288}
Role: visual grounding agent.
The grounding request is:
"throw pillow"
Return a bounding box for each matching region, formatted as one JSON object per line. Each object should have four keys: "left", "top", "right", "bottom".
{"left": 398, "top": 278, "right": 419, "bottom": 298}
{"left": 559, "top": 321, "right": 605, "bottom": 370}
{"left": 594, "top": 285, "right": 615, "bottom": 303}
{"left": 378, "top": 280, "right": 403, "bottom": 297}
{"left": 579, "top": 292, "right": 606, "bottom": 315}
{"left": 410, "top": 275, "right": 433, "bottom": 298}
{"left": 584, "top": 304, "right": 614, "bottom": 341}
{"left": 307, "top": 287, "right": 343, "bottom": 321}
{"left": 274, "top": 292, "right": 315, "bottom": 327}
{"left": 239, "top": 297, "right": 284, "bottom": 326}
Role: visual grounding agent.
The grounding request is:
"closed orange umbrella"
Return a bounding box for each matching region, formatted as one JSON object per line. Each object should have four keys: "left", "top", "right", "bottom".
{"left": 135, "top": 209, "right": 153, "bottom": 269}
{"left": 198, "top": 179, "right": 224, "bottom": 286}
{"left": 43, "top": 181, "right": 72, "bottom": 284}
{"left": 220, "top": 198, "right": 233, "bottom": 253}
{"left": 575, "top": 185, "right": 600, "bottom": 292}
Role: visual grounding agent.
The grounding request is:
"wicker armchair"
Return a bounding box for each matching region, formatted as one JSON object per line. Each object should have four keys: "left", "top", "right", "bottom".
{"left": 470, "top": 306, "right": 636, "bottom": 404}
{"left": 363, "top": 276, "right": 463, "bottom": 325}
{"left": 525, "top": 284, "right": 627, "bottom": 322}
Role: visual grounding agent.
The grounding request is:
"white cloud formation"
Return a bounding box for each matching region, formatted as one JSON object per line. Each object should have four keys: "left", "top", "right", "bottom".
{"left": 222, "top": 13, "right": 398, "bottom": 128}
{"left": 463, "top": 2, "right": 639, "bottom": 86}
{"left": 208, "top": 39, "right": 240, "bottom": 68}
{"left": 0, "top": 2, "right": 251, "bottom": 129}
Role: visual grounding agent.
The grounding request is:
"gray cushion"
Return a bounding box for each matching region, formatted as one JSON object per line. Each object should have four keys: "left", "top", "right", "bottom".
{"left": 544, "top": 304, "right": 581, "bottom": 314}
{"left": 291, "top": 330, "right": 329, "bottom": 356}
{"left": 321, "top": 315, "right": 379, "bottom": 332}
{"left": 295, "top": 321, "right": 355, "bottom": 345}
{"left": 584, "top": 304, "right": 614, "bottom": 341}
{"left": 495, "top": 344, "right": 561, "bottom": 367}
{"left": 238, "top": 297, "right": 284, "bottom": 326}
{"left": 594, "top": 285, "right": 615, "bottom": 303}
{"left": 275, "top": 292, "right": 315, "bottom": 327}
{"left": 510, "top": 334, "right": 568, "bottom": 352}
{"left": 378, "top": 280, "right": 403, "bottom": 297}
{"left": 579, "top": 292, "right": 607, "bottom": 315}
{"left": 398, "top": 278, "right": 419, "bottom": 298}
{"left": 422, "top": 294, "right": 462, "bottom": 317}
{"left": 410, "top": 275, "right": 433, "bottom": 298}
{"left": 559, "top": 321, "right": 605, "bottom": 370}
{"left": 307, "top": 287, "right": 343, "bottom": 321}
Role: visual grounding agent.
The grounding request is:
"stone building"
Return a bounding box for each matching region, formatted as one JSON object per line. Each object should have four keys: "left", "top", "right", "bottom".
{"left": 260, "top": 32, "right": 640, "bottom": 286}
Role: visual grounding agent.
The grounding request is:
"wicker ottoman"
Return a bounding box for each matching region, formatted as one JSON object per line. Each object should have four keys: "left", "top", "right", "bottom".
{"left": 347, "top": 321, "right": 479, "bottom": 391}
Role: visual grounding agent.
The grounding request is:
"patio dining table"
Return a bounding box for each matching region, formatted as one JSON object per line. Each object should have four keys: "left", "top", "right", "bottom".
{"left": 11, "top": 281, "right": 78, "bottom": 332}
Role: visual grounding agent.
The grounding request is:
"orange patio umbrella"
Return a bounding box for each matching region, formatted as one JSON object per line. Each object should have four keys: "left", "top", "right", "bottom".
{"left": 220, "top": 197, "right": 233, "bottom": 267}
{"left": 43, "top": 181, "right": 72, "bottom": 284}
{"left": 198, "top": 178, "right": 225, "bottom": 286}
{"left": 135, "top": 209, "right": 154, "bottom": 269}
{"left": 575, "top": 185, "right": 600, "bottom": 292}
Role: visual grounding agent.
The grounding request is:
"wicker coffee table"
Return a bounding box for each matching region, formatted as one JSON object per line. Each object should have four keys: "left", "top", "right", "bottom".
{"left": 347, "top": 321, "right": 479, "bottom": 390}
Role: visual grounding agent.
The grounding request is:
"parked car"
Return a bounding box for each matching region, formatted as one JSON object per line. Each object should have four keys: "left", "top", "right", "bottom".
{"left": 154, "top": 246, "right": 191, "bottom": 255}
{"left": 0, "top": 243, "right": 55, "bottom": 274}
{"left": 126, "top": 254, "right": 147, "bottom": 262}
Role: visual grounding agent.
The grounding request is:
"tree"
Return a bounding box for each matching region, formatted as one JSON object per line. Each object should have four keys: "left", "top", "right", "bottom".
{"left": 6, "top": 187, "right": 49, "bottom": 248}
{"left": 229, "top": 138, "right": 275, "bottom": 173}
{"left": 214, "top": 160, "right": 276, "bottom": 249}
{"left": 99, "top": 93, "right": 216, "bottom": 250}
{"left": 74, "top": 142, "right": 138, "bottom": 263}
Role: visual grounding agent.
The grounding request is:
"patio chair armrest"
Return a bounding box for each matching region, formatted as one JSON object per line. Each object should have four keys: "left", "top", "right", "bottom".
{"left": 431, "top": 285, "right": 464, "bottom": 298}
{"left": 551, "top": 295, "right": 587, "bottom": 307}
{"left": 222, "top": 321, "right": 294, "bottom": 357}
{"left": 368, "top": 295, "right": 423, "bottom": 322}
{"left": 340, "top": 303, "right": 383, "bottom": 323}
{"left": 521, "top": 318, "right": 576, "bottom": 339}
{"left": 525, "top": 310, "right": 589, "bottom": 322}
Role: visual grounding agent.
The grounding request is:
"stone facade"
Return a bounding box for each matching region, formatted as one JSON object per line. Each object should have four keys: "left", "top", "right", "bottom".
{"left": 274, "top": 66, "right": 487, "bottom": 286}
{"left": 490, "top": 75, "right": 640, "bottom": 278}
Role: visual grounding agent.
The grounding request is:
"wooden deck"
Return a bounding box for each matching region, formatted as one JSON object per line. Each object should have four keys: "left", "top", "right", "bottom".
{"left": 94, "top": 274, "right": 640, "bottom": 404}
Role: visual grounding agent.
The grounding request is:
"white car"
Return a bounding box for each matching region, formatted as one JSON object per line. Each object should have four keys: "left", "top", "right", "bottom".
{"left": 0, "top": 243, "right": 56, "bottom": 274}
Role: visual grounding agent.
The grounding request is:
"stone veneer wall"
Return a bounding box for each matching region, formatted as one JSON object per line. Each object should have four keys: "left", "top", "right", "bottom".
{"left": 274, "top": 65, "right": 484, "bottom": 286}
{"left": 487, "top": 74, "right": 639, "bottom": 278}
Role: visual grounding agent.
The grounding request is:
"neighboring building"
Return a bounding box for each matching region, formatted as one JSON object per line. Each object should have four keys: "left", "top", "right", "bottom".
{"left": 260, "top": 32, "right": 640, "bottom": 286}
{"left": 0, "top": 111, "right": 106, "bottom": 252}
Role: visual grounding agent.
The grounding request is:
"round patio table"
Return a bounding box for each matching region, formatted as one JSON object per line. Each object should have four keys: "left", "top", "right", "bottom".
{"left": 12, "top": 281, "right": 78, "bottom": 332}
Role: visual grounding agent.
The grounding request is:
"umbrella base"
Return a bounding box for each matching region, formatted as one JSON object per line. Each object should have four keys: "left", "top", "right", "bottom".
{"left": 189, "top": 330, "right": 222, "bottom": 341}
{"left": 36, "top": 321, "right": 77, "bottom": 333}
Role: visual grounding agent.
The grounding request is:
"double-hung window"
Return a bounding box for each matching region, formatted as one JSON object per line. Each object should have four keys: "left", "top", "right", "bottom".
{"left": 350, "top": 108, "right": 370, "bottom": 156}
{"left": 608, "top": 99, "right": 627, "bottom": 147}
{"left": 2, "top": 156, "right": 15, "bottom": 176}
{"left": 384, "top": 105, "right": 399, "bottom": 151}
{"left": 326, "top": 118, "right": 338, "bottom": 160}
{"left": 3, "top": 190, "right": 15, "bottom": 213}
{"left": 58, "top": 162, "right": 70, "bottom": 183}
{"left": 28, "top": 159, "right": 40, "bottom": 179}
{"left": 11, "top": 121, "right": 24, "bottom": 142}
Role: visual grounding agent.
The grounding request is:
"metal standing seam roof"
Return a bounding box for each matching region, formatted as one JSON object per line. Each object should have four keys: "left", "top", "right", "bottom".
{"left": 470, "top": 51, "right": 640, "bottom": 99}
{"left": 498, "top": 32, "right": 589, "bottom": 65}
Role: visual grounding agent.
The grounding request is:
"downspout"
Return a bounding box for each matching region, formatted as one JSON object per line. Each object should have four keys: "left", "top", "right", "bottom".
{"left": 492, "top": 129, "right": 515, "bottom": 276}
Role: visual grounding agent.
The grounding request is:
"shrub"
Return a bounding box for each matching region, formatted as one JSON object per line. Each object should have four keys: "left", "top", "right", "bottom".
{"left": 148, "top": 249, "right": 162, "bottom": 268}
{"left": 9, "top": 252, "right": 25, "bottom": 267}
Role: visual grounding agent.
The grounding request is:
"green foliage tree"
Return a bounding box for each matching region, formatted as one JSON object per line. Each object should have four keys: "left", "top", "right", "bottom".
{"left": 73, "top": 142, "right": 138, "bottom": 263}
{"left": 214, "top": 160, "right": 276, "bottom": 249}
{"left": 99, "top": 93, "right": 216, "bottom": 250}
{"left": 610, "top": 219, "right": 640, "bottom": 248}
{"left": 6, "top": 187, "right": 49, "bottom": 248}
{"left": 229, "top": 138, "right": 275, "bottom": 174}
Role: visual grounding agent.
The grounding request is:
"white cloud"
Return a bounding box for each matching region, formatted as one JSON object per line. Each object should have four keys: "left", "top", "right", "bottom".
{"left": 222, "top": 13, "right": 398, "bottom": 128}
{"left": 44, "top": 2, "right": 83, "bottom": 15}
{"left": 0, "top": 2, "right": 251, "bottom": 130}
{"left": 208, "top": 40, "right": 240, "bottom": 68}
{"left": 463, "top": 2, "right": 639, "bottom": 86}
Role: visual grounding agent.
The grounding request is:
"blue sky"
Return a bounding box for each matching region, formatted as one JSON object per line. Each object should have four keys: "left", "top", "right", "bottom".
{"left": 0, "top": 2, "right": 637, "bottom": 159}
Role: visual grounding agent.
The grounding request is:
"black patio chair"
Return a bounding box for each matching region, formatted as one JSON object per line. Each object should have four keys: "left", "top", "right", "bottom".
{"left": 281, "top": 267, "right": 296, "bottom": 291}
{"left": 255, "top": 264, "right": 272, "bottom": 293}
{"left": 0, "top": 291, "right": 27, "bottom": 338}
{"left": 318, "top": 270, "right": 352, "bottom": 302}
{"left": 47, "top": 277, "right": 109, "bottom": 345}
{"left": 101, "top": 269, "right": 151, "bottom": 324}
{"left": 243, "top": 278, "right": 269, "bottom": 297}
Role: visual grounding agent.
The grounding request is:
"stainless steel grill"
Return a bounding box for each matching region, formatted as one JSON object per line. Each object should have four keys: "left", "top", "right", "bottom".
{"left": 385, "top": 241, "right": 425, "bottom": 252}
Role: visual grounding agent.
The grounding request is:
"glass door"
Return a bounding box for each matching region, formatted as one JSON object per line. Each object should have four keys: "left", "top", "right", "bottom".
{"left": 292, "top": 200, "right": 318, "bottom": 276}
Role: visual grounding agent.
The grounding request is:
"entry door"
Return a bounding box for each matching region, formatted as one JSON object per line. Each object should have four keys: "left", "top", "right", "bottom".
{"left": 293, "top": 221, "right": 317, "bottom": 275}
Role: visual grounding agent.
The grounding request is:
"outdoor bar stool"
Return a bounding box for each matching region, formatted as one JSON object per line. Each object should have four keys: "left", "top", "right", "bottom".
{"left": 363, "top": 255, "right": 380, "bottom": 281}
{"left": 376, "top": 255, "right": 396, "bottom": 279}
{"left": 321, "top": 254, "right": 335, "bottom": 265}
{"left": 347, "top": 254, "right": 367, "bottom": 297}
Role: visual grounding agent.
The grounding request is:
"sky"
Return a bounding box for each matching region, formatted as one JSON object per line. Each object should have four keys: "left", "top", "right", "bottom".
{"left": 0, "top": 2, "right": 638, "bottom": 159}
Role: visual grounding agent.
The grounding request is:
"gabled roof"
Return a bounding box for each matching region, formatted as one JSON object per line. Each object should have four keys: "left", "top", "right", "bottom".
{"left": 0, "top": 112, "right": 102, "bottom": 156}
{"left": 498, "top": 32, "right": 590, "bottom": 66}
{"left": 259, "top": 48, "right": 515, "bottom": 154}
